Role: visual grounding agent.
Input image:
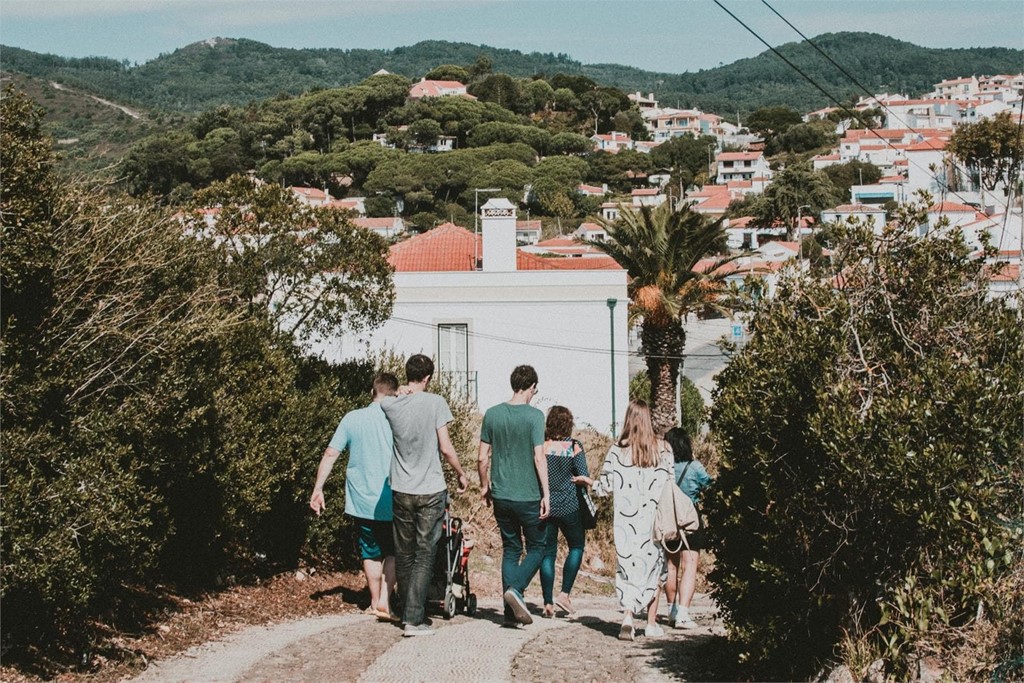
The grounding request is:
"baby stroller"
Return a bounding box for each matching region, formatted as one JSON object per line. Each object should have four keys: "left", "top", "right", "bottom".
{"left": 428, "top": 500, "right": 477, "bottom": 619}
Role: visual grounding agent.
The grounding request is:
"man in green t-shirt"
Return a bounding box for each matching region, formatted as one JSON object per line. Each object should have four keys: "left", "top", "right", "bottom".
{"left": 477, "top": 365, "right": 549, "bottom": 626}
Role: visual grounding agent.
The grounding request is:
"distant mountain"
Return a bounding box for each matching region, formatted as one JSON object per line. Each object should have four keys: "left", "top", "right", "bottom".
{"left": 3, "top": 33, "right": 1022, "bottom": 117}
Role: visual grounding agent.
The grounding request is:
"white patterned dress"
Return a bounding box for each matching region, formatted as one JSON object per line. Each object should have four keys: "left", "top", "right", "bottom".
{"left": 592, "top": 443, "right": 673, "bottom": 614}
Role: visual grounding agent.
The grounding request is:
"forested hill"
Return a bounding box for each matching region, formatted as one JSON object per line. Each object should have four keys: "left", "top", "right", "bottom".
{"left": 3, "top": 33, "right": 1022, "bottom": 115}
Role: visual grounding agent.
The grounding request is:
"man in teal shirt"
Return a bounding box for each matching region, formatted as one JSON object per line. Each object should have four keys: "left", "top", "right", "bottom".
{"left": 477, "top": 365, "right": 549, "bottom": 626}
{"left": 310, "top": 373, "right": 399, "bottom": 620}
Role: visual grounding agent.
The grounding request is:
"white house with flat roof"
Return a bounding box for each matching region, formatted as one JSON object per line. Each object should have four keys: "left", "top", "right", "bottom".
{"left": 311, "top": 198, "right": 630, "bottom": 433}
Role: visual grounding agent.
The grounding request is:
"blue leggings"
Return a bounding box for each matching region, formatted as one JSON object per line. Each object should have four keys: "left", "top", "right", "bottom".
{"left": 540, "top": 512, "right": 586, "bottom": 605}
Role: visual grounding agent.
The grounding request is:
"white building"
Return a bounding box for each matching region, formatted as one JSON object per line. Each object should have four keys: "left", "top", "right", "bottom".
{"left": 716, "top": 151, "right": 772, "bottom": 183}
{"left": 821, "top": 204, "right": 889, "bottom": 233}
{"left": 312, "top": 200, "right": 630, "bottom": 433}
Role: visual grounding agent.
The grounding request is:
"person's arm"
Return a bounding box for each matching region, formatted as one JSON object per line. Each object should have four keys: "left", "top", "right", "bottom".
{"left": 437, "top": 423, "right": 469, "bottom": 493}
{"left": 477, "top": 441, "right": 492, "bottom": 506}
{"left": 533, "top": 443, "right": 550, "bottom": 518}
{"left": 309, "top": 447, "right": 341, "bottom": 515}
{"left": 575, "top": 447, "right": 617, "bottom": 497}
{"left": 571, "top": 440, "right": 590, "bottom": 480}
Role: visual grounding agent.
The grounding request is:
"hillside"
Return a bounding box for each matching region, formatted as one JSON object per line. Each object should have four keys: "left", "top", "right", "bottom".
{"left": 0, "top": 71, "right": 173, "bottom": 175}
{"left": 3, "top": 34, "right": 1021, "bottom": 116}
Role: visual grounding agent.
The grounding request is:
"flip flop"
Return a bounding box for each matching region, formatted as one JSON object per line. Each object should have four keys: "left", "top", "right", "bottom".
{"left": 554, "top": 596, "right": 576, "bottom": 617}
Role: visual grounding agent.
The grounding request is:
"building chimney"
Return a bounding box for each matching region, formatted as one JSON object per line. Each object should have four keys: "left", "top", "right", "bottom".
{"left": 481, "top": 197, "right": 517, "bottom": 272}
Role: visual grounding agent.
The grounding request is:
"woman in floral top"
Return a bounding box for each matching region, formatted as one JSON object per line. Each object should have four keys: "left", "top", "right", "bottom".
{"left": 539, "top": 405, "right": 590, "bottom": 619}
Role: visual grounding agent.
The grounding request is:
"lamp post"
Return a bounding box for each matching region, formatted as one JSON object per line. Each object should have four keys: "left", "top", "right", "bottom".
{"left": 707, "top": 144, "right": 715, "bottom": 181}
{"left": 474, "top": 187, "right": 500, "bottom": 269}
{"left": 607, "top": 298, "right": 617, "bottom": 434}
{"left": 797, "top": 204, "right": 811, "bottom": 259}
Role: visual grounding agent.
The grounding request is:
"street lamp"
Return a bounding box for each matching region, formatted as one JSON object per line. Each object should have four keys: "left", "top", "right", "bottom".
{"left": 607, "top": 298, "right": 617, "bottom": 434}
{"left": 796, "top": 204, "right": 811, "bottom": 259}
{"left": 707, "top": 144, "right": 716, "bottom": 181}
{"left": 474, "top": 187, "right": 500, "bottom": 269}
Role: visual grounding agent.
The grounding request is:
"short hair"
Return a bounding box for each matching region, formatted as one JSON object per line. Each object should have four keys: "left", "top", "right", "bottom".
{"left": 372, "top": 373, "right": 399, "bottom": 398}
{"left": 405, "top": 354, "right": 434, "bottom": 383}
{"left": 664, "top": 427, "right": 693, "bottom": 463}
{"left": 510, "top": 365, "right": 538, "bottom": 392}
{"left": 545, "top": 406, "right": 574, "bottom": 440}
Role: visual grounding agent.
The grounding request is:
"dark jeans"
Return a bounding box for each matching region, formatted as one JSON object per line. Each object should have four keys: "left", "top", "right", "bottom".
{"left": 392, "top": 489, "right": 446, "bottom": 626}
{"left": 540, "top": 511, "right": 586, "bottom": 605}
{"left": 492, "top": 497, "right": 546, "bottom": 618}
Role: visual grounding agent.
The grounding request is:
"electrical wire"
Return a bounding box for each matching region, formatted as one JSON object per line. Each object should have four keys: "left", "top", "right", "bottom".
{"left": 713, "top": 0, "right": 993, "bottom": 216}
{"left": 759, "top": 0, "right": 1024, "bottom": 264}
{"left": 388, "top": 315, "right": 736, "bottom": 360}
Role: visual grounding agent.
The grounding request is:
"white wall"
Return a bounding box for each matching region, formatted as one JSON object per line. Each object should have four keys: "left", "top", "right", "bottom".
{"left": 313, "top": 270, "right": 630, "bottom": 435}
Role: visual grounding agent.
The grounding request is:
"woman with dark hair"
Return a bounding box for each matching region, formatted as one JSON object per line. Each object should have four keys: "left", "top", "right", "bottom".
{"left": 539, "top": 406, "right": 589, "bottom": 618}
{"left": 663, "top": 426, "right": 712, "bottom": 629}
{"left": 575, "top": 399, "right": 673, "bottom": 640}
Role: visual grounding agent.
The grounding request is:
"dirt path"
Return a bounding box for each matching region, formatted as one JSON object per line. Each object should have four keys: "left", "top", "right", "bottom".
{"left": 122, "top": 593, "right": 723, "bottom": 683}
{"left": 49, "top": 81, "right": 144, "bottom": 119}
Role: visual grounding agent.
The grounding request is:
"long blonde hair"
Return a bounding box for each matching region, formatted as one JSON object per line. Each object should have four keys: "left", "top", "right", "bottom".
{"left": 616, "top": 399, "right": 661, "bottom": 468}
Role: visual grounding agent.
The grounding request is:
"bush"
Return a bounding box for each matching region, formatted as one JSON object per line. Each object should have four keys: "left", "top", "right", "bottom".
{"left": 629, "top": 370, "right": 705, "bottom": 436}
{"left": 706, "top": 206, "right": 1024, "bottom": 680}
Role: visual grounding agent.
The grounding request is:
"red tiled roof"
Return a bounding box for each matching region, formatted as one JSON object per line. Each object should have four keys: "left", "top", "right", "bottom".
{"left": 291, "top": 186, "right": 328, "bottom": 200}
{"left": 928, "top": 201, "right": 976, "bottom": 213}
{"left": 631, "top": 188, "right": 659, "bottom": 196}
{"left": 907, "top": 137, "right": 948, "bottom": 152}
{"left": 717, "top": 152, "right": 762, "bottom": 161}
{"left": 691, "top": 195, "right": 732, "bottom": 211}
{"left": 829, "top": 204, "right": 885, "bottom": 213}
{"left": 987, "top": 263, "right": 1020, "bottom": 283}
{"left": 689, "top": 184, "right": 730, "bottom": 197}
{"left": 389, "top": 223, "right": 623, "bottom": 272}
{"left": 516, "top": 220, "right": 542, "bottom": 230}
{"left": 577, "top": 222, "right": 605, "bottom": 232}
{"left": 353, "top": 217, "right": 402, "bottom": 230}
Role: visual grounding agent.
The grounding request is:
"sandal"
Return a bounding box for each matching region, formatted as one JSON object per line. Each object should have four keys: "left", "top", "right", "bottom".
{"left": 618, "top": 623, "right": 635, "bottom": 641}
{"left": 554, "top": 595, "right": 576, "bottom": 617}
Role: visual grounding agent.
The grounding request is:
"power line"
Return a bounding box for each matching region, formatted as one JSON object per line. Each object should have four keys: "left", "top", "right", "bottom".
{"left": 713, "top": 0, "right": 986, "bottom": 213}
{"left": 388, "top": 315, "right": 733, "bottom": 360}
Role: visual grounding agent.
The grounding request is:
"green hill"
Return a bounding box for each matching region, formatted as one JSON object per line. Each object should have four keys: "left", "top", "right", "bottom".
{"left": 3, "top": 34, "right": 1021, "bottom": 116}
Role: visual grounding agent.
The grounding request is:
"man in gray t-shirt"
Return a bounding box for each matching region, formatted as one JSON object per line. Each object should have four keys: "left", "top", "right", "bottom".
{"left": 380, "top": 354, "right": 469, "bottom": 637}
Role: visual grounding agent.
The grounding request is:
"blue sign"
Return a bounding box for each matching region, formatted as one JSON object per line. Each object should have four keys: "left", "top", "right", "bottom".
{"left": 732, "top": 324, "right": 744, "bottom": 339}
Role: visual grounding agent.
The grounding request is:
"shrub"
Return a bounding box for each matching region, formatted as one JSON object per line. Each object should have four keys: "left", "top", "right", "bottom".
{"left": 706, "top": 205, "right": 1023, "bottom": 680}
{"left": 629, "top": 370, "right": 705, "bottom": 436}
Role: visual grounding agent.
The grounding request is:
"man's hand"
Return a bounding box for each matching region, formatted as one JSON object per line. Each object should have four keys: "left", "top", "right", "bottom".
{"left": 456, "top": 472, "right": 469, "bottom": 494}
{"left": 480, "top": 485, "right": 493, "bottom": 507}
{"left": 539, "top": 496, "right": 550, "bottom": 519}
{"left": 309, "top": 490, "right": 326, "bottom": 516}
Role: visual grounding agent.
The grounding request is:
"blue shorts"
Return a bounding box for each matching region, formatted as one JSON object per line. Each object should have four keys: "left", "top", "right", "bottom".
{"left": 353, "top": 517, "right": 394, "bottom": 560}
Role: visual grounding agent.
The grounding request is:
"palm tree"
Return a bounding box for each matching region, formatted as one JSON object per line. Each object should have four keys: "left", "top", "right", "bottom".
{"left": 587, "top": 201, "right": 739, "bottom": 433}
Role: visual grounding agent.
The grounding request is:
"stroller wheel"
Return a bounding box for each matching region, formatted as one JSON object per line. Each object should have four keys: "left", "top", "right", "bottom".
{"left": 467, "top": 593, "right": 478, "bottom": 617}
{"left": 444, "top": 589, "right": 457, "bottom": 620}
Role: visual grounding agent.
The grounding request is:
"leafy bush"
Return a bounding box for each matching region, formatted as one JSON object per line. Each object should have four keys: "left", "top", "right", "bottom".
{"left": 706, "top": 206, "right": 1024, "bottom": 680}
{"left": 629, "top": 370, "right": 705, "bottom": 436}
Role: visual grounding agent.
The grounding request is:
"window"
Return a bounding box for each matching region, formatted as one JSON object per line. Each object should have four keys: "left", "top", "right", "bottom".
{"left": 437, "top": 323, "right": 477, "bottom": 405}
{"left": 437, "top": 324, "right": 468, "bottom": 376}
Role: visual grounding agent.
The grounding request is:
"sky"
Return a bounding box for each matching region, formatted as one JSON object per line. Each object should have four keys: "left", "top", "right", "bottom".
{"left": 2, "top": 0, "right": 1022, "bottom": 74}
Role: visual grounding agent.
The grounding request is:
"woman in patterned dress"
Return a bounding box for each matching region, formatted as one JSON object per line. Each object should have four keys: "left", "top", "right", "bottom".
{"left": 538, "top": 406, "right": 590, "bottom": 619}
{"left": 574, "top": 399, "right": 673, "bottom": 640}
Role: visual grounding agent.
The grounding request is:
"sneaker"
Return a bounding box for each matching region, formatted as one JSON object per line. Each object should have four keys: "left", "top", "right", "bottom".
{"left": 672, "top": 614, "right": 698, "bottom": 630}
{"left": 668, "top": 603, "right": 679, "bottom": 624}
{"left": 645, "top": 623, "right": 666, "bottom": 637}
{"left": 618, "top": 623, "right": 635, "bottom": 641}
{"left": 503, "top": 588, "right": 533, "bottom": 625}
{"left": 402, "top": 623, "right": 436, "bottom": 637}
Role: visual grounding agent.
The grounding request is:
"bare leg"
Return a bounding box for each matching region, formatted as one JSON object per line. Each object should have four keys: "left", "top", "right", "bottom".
{"left": 379, "top": 556, "right": 396, "bottom": 613}
{"left": 363, "top": 558, "right": 383, "bottom": 610}
{"left": 680, "top": 550, "right": 699, "bottom": 608}
{"left": 646, "top": 588, "right": 661, "bottom": 628}
{"left": 664, "top": 551, "right": 681, "bottom": 607}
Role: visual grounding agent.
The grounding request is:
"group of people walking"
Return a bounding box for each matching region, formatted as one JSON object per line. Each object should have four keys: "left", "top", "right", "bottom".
{"left": 310, "top": 355, "right": 712, "bottom": 639}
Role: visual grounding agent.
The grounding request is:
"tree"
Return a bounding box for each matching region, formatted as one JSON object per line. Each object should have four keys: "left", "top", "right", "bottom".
{"left": 753, "top": 164, "right": 838, "bottom": 240}
{"left": 650, "top": 134, "right": 718, "bottom": 187}
{"left": 822, "top": 159, "right": 882, "bottom": 201}
{"left": 947, "top": 111, "right": 1024, "bottom": 192}
{"left": 587, "top": 203, "right": 739, "bottom": 433}
{"left": 707, "top": 206, "right": 1024, "bottom": 680}
{"left": 185, "top": 175, "right": 395, "bottom": 341}
{"left": 746, "top": 105, "right": 803, "bottom": 137}
{"left": 424, "top": 64, "right": 470, "bottom": 83}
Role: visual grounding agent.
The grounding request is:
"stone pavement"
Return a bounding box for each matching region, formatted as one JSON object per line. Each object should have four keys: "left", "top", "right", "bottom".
{"left": 125, "top": 594, "right": 722, "bottom": 683}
